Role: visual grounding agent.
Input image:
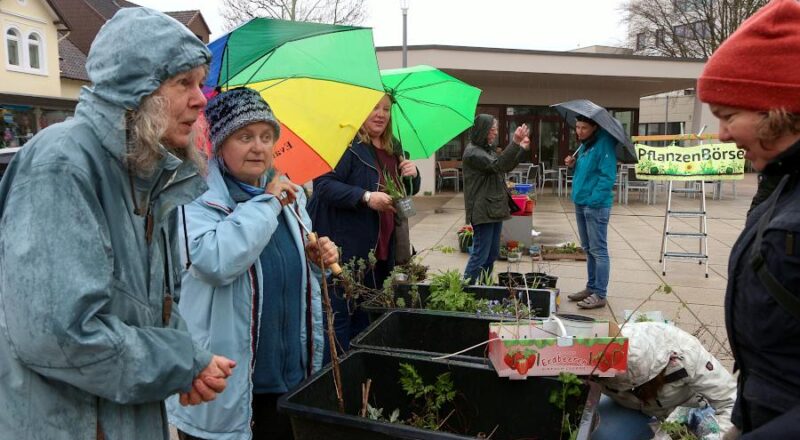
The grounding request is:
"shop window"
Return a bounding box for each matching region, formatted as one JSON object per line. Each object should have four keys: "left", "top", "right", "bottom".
{"left": 6, "top": 28, "right": 20, "bottom": 66}
{"left": 27, "top": 32, "right": 41, "bottom": 69}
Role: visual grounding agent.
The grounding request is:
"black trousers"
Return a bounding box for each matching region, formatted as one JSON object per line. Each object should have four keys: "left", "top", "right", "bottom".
{"left": 178, "top": 393, "right": 293, "bottom": 440}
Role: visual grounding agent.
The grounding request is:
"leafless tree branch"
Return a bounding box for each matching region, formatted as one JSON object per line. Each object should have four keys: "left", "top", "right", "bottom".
{"left": 220, "top": 0, "right": 367, "bottom": 31}
{"left": 621, "top": 0, "right": 768, "bottom": 58}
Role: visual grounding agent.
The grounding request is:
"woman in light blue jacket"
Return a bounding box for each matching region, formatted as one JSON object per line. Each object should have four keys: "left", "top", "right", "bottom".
{"left": 167, "top": 88, "right": 337, "bottom": 439}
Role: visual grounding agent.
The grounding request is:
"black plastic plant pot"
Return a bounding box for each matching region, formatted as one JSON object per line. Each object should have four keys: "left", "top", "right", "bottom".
{"left": 362, "top": 283, "right": 556, "bottom": 322}
{"left": 278, "top": 349, "right": 600, "bottom": 440}
{"left": 351, "top": 310, "right": 497, "bottom": 363}
{"left": 524, "top": 272, "right": 548, "bottom": 288}
{"left": 496, "top": 272, "right": 524, "bottom": 287}
{"left": 544, "top": 275, "right": 559, "bottom": 288}
{"left": 458, "top": 235, "right": 473, "bottom": 253}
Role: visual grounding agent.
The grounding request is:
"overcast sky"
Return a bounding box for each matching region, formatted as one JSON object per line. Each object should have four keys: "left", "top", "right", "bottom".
{"left": 132, "top": 0, "right": 630, "bottom": 51}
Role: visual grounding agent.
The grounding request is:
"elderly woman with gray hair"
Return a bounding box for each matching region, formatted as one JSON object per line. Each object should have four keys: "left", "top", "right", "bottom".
{"left": 167, "top": 88, "right": 338, "bottom": 440}
{"left": 0, "top": 8, "right": 235, "bottom": 440}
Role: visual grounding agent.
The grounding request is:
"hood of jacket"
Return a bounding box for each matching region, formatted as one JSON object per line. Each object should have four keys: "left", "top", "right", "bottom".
{"left": 87, "top": 7, "right": 210, "bottom": 111}
{"left": 602, "top": 322, "right": 675, "bottom": 390}
{"left": 470, "top": 114, "right": 495, "bottom": 148}
{"left": 78, "top": 8, "right": 210, "bottom": 165}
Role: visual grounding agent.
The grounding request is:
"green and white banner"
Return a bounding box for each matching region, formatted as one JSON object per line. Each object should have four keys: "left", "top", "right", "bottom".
{"left": 634, "top": 143, "right": 745, "bottom": 181}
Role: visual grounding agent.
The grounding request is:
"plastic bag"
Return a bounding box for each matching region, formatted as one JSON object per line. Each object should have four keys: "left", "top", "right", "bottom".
{"left": 651, "top": 405, "right": 722, "bottom": 440}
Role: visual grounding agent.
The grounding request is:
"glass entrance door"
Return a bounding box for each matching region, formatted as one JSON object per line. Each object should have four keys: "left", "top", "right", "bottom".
{"left": 538, "top": 118, "right": 564, "bottom": 170}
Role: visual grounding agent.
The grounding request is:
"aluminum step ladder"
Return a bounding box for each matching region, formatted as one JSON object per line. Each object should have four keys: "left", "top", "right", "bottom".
{"left": 659, "top": 181, "right": 709, "bottom": 277}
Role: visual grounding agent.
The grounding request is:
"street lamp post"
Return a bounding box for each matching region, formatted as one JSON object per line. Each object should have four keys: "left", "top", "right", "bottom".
{"left": 400, "top": 0, "right": 409, "bottom": 67}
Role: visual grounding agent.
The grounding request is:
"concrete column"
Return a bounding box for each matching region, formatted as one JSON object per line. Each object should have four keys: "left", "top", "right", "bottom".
{"left": 412, "top": 156, "right": 436, "bottom": 195}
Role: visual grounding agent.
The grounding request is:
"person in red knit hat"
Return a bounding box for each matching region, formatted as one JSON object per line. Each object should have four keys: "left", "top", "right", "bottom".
{"left": 698, "top": 0, "right": 800, "bottom": 439}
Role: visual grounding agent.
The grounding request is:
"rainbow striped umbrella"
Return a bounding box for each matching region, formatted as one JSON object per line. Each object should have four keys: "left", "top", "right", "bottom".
{"left": 206, "top": 19, "right": 384, "bottom": 184}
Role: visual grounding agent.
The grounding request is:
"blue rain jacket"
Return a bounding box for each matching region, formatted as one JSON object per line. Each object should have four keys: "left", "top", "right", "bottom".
{"left": 0, "top": 8, "right": 212, "bottom": 440}
{"left": 571, "top": 129, "right": 619, "bottom": 208}
{"left": 167, "top": 162, "right": 324, "bottom": 440}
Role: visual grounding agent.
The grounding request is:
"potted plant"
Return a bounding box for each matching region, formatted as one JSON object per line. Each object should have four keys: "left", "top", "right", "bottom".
{"left": 506, "top": 241, "right": 522, "bottom": 263}
{"left": 382, "top": 169, "right": 416, "bottom": 219}
{"left": 456, "top": 225, "right": 473, "bottom": 253}
{"left": 542, "top": 241, "right": 587, "bottom": 261}
{"left": 498, "top": 245, "right": 508, "bottom": 261}
{"left": 278, "top": 349, "right": 600, "bottom": 439}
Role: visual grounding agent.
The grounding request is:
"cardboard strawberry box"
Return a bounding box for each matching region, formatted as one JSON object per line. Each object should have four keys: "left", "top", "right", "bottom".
{"left": 487, "top": 319, "right": 628, "bottom": 378}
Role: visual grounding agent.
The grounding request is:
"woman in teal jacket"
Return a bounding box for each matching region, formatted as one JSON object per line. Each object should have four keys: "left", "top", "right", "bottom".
{"left": 564, "top": 116, "right": 618, "bottom": 309}
{"left": 167, "top": 88, "right": 336, "bottom": 439}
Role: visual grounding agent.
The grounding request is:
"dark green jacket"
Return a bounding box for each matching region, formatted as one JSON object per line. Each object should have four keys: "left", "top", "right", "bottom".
{"left": 462, "top": 115, "right": 527, "bottom": 225}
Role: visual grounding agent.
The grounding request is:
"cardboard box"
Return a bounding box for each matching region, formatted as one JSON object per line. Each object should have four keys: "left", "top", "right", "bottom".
{"left": 487, "top": 319, "right": 628, "bottom": 378}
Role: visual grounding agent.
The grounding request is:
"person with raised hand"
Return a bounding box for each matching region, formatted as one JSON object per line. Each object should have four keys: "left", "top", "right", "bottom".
{"left": 461, "top": 115, "right": 531, "bottom": 284}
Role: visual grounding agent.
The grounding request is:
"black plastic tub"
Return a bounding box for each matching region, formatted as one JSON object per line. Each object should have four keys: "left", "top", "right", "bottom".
{"left": 278, "top": 349, "right": 600, "bottom": 440}
{"left": 351, "top": 310, "right": 498, "bottom": 363}
{"left": 362, "top": 283, "right": 556, "bottom": 322}
{"left": 496, "top": 271, "right": 524, "bottom": 287}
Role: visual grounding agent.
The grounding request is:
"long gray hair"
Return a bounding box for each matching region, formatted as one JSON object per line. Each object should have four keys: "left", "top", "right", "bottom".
{"left": 126, "top": 93, "right": 207, "bottom": 177}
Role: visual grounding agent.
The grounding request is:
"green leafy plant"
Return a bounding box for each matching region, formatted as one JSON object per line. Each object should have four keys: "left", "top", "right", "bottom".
{"left": 456, "top": 225, "right": 474, "bottom": 251}
{"left": 498, "top": 246, "right": 508, "bottom": 260}
{"left": 549, "top": 372, "right": 584, "bottom": 440}
{"left": 381, "top": 169, "right": 407, "bottom": 200}
{"left": 546, "top": 242, "right": 582, "bottom": 255}
{"left": 475, "top": 268, "right": 494, "bottom": 287}
{"left": 398, "top": 363, "right": 456, "bottom": 431}
{"left": 437, "top": 245, "right": 457, "bottom": 254}
{"left": 366, "top": 404, "right": 401, "bottom": 424}
{"left": 427, "top": 270, "right": 486, "bottom": 312}
{"left": 635, "top": 313, "right": 653, "bottom": 323}
{"left": 658, "top": 421, "right": 698, "bottom": 440}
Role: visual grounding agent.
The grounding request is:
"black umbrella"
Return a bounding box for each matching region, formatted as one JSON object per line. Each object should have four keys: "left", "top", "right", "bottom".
{"left": 551, "top": 99, "right": 637, "bottom": 164}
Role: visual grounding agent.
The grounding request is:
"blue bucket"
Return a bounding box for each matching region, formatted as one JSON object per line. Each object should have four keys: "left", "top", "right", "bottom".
{"left": 514, "top": 183, "right": 534, "bottom": 194}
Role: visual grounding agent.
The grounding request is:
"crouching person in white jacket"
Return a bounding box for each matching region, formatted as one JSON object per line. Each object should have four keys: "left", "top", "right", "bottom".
{"left": 593, "top": 322, "right": 736, "bottom": 440}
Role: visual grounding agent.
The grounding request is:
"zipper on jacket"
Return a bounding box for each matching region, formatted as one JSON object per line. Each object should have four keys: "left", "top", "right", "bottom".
{"left": 161, "top": 229, "right": 173, "bottom": 326}
{"left": 193, "top": 198, "right": 261, "bottom": 436}
{"left": 350, "top": 146, "right": 385, "bottom": 248}
{"left": 278, "top": 246, "right": 290, "bottom": 389}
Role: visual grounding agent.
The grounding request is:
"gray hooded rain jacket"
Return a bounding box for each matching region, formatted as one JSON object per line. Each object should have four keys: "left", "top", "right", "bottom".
{"left": 0, "top": 8, "right": 213, "bottom": 440}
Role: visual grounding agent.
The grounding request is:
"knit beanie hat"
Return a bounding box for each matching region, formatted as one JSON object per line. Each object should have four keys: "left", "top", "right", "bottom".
{"left": 205, "top": 88, "right": 281, "bottom": 153}
{"left": 698, "top": 0, "right": 800, "bottom": 113}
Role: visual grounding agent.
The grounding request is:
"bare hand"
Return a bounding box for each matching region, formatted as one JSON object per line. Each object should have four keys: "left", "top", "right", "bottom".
{"left": 179, "top": 355, "right": 236, "bottom": 406}
{"left": 305, "top": 236, "right": 339, "bottom": 267}
{"left": 265, "top": 173, "right": 297, "bottom": 207}
{"left": 398, "top": 159, "right": 418, "bottom": 178}
{"left": 564, "top": 155, "right": 575, "bottom": 167}
{"left": 513, "top": 124, "right": 530, "bottom": 146}
{"left": 367, "top": 191, "right": 396, "bottom": 213}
